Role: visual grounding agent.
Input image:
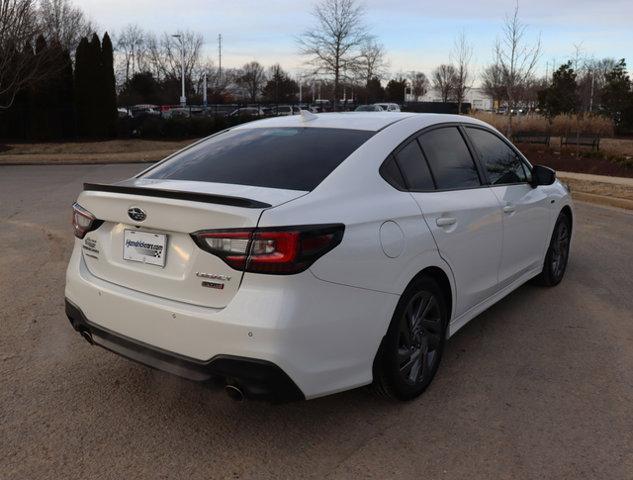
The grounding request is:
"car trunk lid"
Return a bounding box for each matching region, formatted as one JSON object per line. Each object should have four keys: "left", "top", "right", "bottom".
{"left": 76, "top": 179, "right": 307, "bottom": 308}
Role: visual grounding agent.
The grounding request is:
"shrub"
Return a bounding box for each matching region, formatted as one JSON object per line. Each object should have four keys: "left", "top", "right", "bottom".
{"left": 115, "top": 113, "right": 256, "bottom": 140}
{"left": 189, "top": 116, "right": 218, "bottom": 137}
{"left": 135, "top": 116, "right": 165, "bottom": 138}
{"left": 163, "top": 116, "right": 191, "bottom": 138}
{"left": 470, "top": 112, "right": 614, "bottom": 137}
{"left": 116, "top": 116, "right": 134, "bottom": 138}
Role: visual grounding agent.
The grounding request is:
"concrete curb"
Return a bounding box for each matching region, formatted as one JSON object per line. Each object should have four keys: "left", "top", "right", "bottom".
{"left": 571, "top": 191, "right": 633, "bottom": 210}
{"left": 0, "top": 152, "right": 173, "bottom": 166}
{"left": 558, "top": 171, "right": 633, "bottom": 210}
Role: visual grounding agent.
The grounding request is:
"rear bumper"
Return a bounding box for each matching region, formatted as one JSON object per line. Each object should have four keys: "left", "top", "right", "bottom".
{"left": 65, "top": 299, "right": 304, "bottom": 402}
{"left": 65, "top": 244, "right": 399, "bottom": 399}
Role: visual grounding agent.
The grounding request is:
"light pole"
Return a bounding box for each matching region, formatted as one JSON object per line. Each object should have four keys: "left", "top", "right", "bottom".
{"left": 172, "top": 34, "right": 186, "bottom": 106}
{"left": 404, "top": 82, "right": 411, "bottom": 103}
{"left": 589, "top": 69, "right": 595, "bottom": 113}
{"left": 203, "top": 73, "right": 208, "bottom": 107}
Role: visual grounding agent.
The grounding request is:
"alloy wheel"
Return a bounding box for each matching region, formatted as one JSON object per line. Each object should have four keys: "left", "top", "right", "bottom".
{"left": 551, "top": 221, "right": 570, "bottom": 280}
{"left": 397, "top": 291, "right": 442, "bottom": 385}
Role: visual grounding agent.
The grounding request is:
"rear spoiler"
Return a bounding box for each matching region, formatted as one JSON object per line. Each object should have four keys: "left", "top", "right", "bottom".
{"left": 83, "top": 183, "right": 272, "bottom": 209}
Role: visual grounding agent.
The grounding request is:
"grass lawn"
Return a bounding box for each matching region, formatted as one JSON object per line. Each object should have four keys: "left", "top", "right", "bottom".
{"left": 0, "top": 139, "right": 197, "bottom": 165}
{"left": 517, "top": 138, "right": 633, "bottom": 179}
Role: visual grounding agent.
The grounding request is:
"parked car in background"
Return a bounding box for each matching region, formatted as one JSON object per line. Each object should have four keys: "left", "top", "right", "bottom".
{"left": 314, "top": 99, "right": 330, "bottom": 110}
{"left": 274, "top": 105, "right": 301, "bottom": 116}
{"left": 162, "top": 107, "right": 191, "bottom": 119}
{"left": 374, "top": 103, "right": 401, "bottom": 112}
{"left": 130, "top": 104, "right": 161, "bottom": 118}
{"left": 66, "top": 112, "right": 572, "bottom": 403}
{"left": 355, "top": 104, "right": 384, "bottom": 112}
{"left": 227, "top": 107, "right": 267, "bottom": 118}
{"left": 117, "top": 108, "right": 131, "bottom": 118}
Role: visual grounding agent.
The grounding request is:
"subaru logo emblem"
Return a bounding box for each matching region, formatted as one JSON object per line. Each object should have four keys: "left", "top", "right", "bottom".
{"left": 127, "top": 207, "right": 146, "bottom": 222}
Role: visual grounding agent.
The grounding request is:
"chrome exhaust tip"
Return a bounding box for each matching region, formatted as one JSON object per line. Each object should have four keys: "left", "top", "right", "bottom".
{"left": 224, "top": 384, "right": 245, "bottom": 402}
{"left": 79, "top": 329, "right": 94, "bottom": 345}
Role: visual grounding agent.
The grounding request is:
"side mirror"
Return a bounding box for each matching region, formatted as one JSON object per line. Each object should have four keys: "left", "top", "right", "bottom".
{"left": 531, "top": 165, "right": 556, "bottom": 187}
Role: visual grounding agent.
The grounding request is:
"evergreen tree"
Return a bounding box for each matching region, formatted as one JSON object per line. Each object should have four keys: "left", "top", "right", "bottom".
{"left": 87, "top": 33, "right": 103, "bottom": 137}
{"left": 262, "top": 65, "right": 298, "bottom": 103}
{"left": 119, "top": 72, "right": 161, "bottom": 105}
{"left": 74, "top": 37, "right": 91, "bottom": 137}
{"left": 601, "top": 59, "right": 633, "bottom": 129}
{"left": 43, "top": 41, "right": 76, "bottom": 140}
{"left": 537, "top": 62, "right": 578, "bottom": 119}
{"left": 101, "top": 32, "right": 118, "bottom": 137}
{"left": 58, "top": 48, "right": 76, "bottom": 139}
{"left": 31, "top": 34, "right": 52, "bottom": 140}
{"left": 75, "top": 33, "right": 105, "bottom": 138}
{"left": 9, "top": 42, "right": 36, "bottom": 140}
{"left": 385, "top": 77, "right": 407, "bottom": 102}
{"left": 365, "top": 77, "right": 385, "bottom": 103}
{"left": 27, "top": 36, "right": 76, "bottom": 141}
{"left": 2, "top": 38, "right": 74, "bottom": 141}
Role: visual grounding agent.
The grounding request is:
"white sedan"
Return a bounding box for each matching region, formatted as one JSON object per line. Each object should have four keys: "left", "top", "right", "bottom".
{"left": 65, "top": 112, "right": 573, "bottom": 402}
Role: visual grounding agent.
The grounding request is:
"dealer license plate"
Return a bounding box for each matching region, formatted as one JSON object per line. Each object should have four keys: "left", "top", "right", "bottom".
{"left": 123, "top": 230, "right": 167, "bottom": 267}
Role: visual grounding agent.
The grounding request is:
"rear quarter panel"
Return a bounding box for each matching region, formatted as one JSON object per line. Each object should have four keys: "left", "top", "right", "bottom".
{"left": 258, "top": 117, "right": 459, "bottom": 313}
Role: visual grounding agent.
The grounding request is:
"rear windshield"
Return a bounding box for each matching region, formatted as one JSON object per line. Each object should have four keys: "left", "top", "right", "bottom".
{"left": 143, "top": 127, "right": 374, "bottom": 191}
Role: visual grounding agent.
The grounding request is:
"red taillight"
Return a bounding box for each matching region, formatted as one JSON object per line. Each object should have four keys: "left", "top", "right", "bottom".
{"left": 191, "top": 224, "right": 344, "bottom": 274}
{"left": 72, "top": 203, "right": 102, "bottom": 239}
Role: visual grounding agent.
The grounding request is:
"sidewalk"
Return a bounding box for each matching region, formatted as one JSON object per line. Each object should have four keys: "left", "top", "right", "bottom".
{"left": 558, "top": 171, "right": 633, "bottom": 210}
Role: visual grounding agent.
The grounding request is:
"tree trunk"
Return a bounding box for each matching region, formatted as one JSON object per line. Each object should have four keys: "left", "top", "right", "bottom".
{"left": 507, "top": 101, "right": 514, "bottom": 137}
{"left": 333, "top": 67, "right": 339, "bottom": 111}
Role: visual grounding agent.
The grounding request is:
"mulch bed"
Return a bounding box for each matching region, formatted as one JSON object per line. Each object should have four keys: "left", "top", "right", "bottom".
{"left": 517, "top": 144, "right": 633, "bottom": 179}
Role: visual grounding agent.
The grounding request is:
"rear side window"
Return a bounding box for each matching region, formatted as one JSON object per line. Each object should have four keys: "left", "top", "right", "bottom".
{"left": 380, "top": 156, "right": 407, "bottom": 190}
{"left": 466, "top": 127, "right": 529, "bottom": 185}
{"left": 394, "top": 140, "right": 434, "bottom": 190}
{"left": 418, "top": 127, "right": 481, "bottom": 190}
{"left": 143, "top": 127, "right": 374, "bottom": 191}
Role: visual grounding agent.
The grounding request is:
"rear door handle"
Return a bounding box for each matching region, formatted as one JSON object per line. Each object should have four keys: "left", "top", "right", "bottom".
{"left": 503, "top": 205, "right": 516, "bottom": 214}
{"left": 436, "top": 217, "right": 457, "bottom": 227}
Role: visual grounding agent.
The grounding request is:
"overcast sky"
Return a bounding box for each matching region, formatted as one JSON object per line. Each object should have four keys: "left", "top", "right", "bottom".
{"left": 75, "top": 0, "right": 632, "bottom": 77}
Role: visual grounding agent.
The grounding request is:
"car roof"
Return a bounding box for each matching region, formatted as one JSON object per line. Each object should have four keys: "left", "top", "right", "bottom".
{"left": 232, "top": 112, "right": 490, "bottom": 132}
{"left": 233, "top": 112, "right": 415, "bottom": 131}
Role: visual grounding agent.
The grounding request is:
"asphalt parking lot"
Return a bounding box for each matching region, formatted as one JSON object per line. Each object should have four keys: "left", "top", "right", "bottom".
{"left": 1, "top": 163, "right": 632, "bottom": 480}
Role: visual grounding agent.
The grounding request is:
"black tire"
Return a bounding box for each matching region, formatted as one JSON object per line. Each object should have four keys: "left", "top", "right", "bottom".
{"left": 372, "top": 276, "right": 448, "bottom": 401}
{"left": 532, "top": 212, "right": 572, "bottom": 287}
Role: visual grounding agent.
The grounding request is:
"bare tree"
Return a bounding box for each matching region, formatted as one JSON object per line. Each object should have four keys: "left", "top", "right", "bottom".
{"left": 576, "top": 57, "right": 617, "bottom": 113}
{"left": 432, "top": 64, "right": 456, "bottom": 102}
{"left": 145, "top": 30, "right": 203, "bottom": 83}
{"left": 38, "top": 0, "right": 94, "bottom": 53}
{"left": 195, "top": 59, "right": 228, "bottom": 102}
{"left": 481, "top": 63, "right": 506, "bottom": 107}
{"left": 450, "top": 30, "right": 473, "bottom": 113}
{"left": 298, "top": 0, "right": 369, "bottom": 107}
{"left": 494, "top": 2, "right": 541, "bottom": 132}
{"left": 408, "top": 71, "right": 429, "bottom": 100}
{"left": 570, "top": 42, "right": 585, "bottom": 73}
{"left": 235, "top": 61, "right": 266, "bottom": 102}
{"left": 115, "top": 24, "right": 148, "bottom": 83}
{"left": 357, "top": 37, "right": 388, "bottom": 85}
{"left": 0, "top": 0, "right": 41, "bottom": 109}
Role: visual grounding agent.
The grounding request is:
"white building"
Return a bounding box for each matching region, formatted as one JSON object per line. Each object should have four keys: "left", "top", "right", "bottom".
{"left": 406, "top": 87, "right": 494, "bottom": 111}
